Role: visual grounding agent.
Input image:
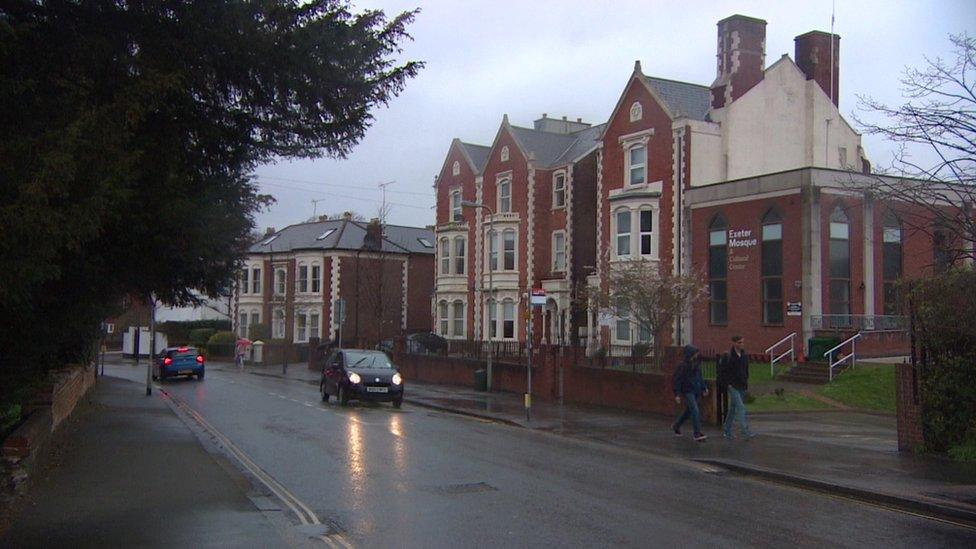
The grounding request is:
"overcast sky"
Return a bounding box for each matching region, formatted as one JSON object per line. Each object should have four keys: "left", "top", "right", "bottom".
{"left": 252, "top": 0, "right": 975, "bottom": 232}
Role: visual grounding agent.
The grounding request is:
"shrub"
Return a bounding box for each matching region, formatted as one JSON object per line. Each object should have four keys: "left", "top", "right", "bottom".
{"left": 208, "top": 330, "right": 238, "bottom": 345}
{"left": 188, "top": 328, "right": 216, "bottom": 348}
{"left": 158, "top": 319, "right": 231, "bottom": 344}
{"left": 248, "top": 323, "right": 270, "bottom": 341}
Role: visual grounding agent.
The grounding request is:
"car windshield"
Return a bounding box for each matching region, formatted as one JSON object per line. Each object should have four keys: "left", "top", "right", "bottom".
{"left": 170, "top": 348, "right": 198, "bottom": 358}
{"left": 345, "top": 351, "right": 393, "bottom": 369}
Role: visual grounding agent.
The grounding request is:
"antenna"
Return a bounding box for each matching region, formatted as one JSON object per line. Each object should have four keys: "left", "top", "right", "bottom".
{"left": 377, "top": 180, "right": 395, "bottom": 224}
{"left": 830, "top": 0, "right": 836, "bottom": 106}
{"left": 311, "top": 198, "right": 328, "bottom": 218}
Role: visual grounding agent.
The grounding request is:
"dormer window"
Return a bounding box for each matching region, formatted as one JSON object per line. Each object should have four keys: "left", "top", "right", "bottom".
{"left": 500, "top": 146, "right": 509, "bottom": 162}
{"left": 553, "top": 173, "right": 566, "bottom": 208}
{"left": 452, "top": 161, "right": 460, "bottom": 176}
{"left": 628, "top": 144, "right": 646, "bottom": 186}
{"left": 316, "top": 229, "right": 335, "bottom": 240}
{"left": 630, "top": 101, "right": 643, "bottom": 122}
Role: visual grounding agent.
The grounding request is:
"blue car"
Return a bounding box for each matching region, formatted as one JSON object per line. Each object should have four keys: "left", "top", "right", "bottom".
{"left": 153, "top": 346, "right": 205, "bottom": 381}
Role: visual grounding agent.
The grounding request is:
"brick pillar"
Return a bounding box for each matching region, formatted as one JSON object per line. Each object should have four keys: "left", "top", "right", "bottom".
{"left": 896, "top": 362, "right": 924, "bottom": 451}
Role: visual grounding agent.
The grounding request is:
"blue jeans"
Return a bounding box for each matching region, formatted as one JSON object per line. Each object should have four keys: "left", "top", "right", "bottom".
{"left": 724, "top": 386, "right": 751, "bottom": 436}
{"left": 674, "top": 392, "right": 702, "bottom": 434}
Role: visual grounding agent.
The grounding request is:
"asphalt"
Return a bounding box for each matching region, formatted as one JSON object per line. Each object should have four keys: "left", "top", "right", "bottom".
{"left": 3, "top": 357, "right": 975, "bottom": 547}
{"left": 223, "top": 360, "right": 976, "bottom": 527}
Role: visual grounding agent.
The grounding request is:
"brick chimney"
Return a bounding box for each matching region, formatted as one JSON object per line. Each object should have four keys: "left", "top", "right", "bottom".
{"left": 795, "top": 31, "right": 840, "bottom": 106}
{"left": 364, "top": 218, "right": 383, "bottom": 251}
{"left": 711, "top": 14, "right": 767, "bottom": 109}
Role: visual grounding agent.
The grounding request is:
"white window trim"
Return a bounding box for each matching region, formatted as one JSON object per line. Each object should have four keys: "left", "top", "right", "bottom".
{"left": 497, "top": 178, "right": 512, "bottom": 213}
{"left": 501, "top": 298, "right": 516, "bottom": 340}
{"left": 611, "top": 202, "right": 660, "bottom": 260}
{"left": 502, "top": 228, "right": 518, "bottom": 271}
{"left": 453, "top": 235, "right": 466, "bottom": 275}
{"left": 438, "top": 300, "right": 450, "bottom": 336}
{"left": 450, "top": 189, "right": 462, "bottom": 221}
{"left": 251, "top": 267, "right": 262, "bottom": 294}
{"left": 552, "top": 171, "right": 567, "bottom": 209}
{"left": 629, "top": 101, "right": 643, "bottom": 122}
{"left": 613, "top": 208, "right": 632, "bottom": 259}
{"left": 626, "top": 143, "right": 647, "bottom": 187}
{"left": 452, "top": 161, "right": 460, "bottom": 176}
{"left": 272, "top": 308, "right": 286, "bottom": 339}
{"left": 500, "top": 146, "right": 509, "bottom": 162}
{"left": 439, "top": 237, "right": 451, "bottom": 275}
{"left": 274, "top": 267, "right": 287, "bottom": 296}
{"left": 310, "top": 262, "right": 322, "bottom": 294}
{"left": 638, "top": 206, "right": 659, "bottom": 259}
{"left": 297, "top": 262, "right": 308, "bottom": 294}
{"left": 551, "top": 230, "right": 567, "bottom": 272}
{"left": 450, "top": 300, "right": 466, "bottom": 339}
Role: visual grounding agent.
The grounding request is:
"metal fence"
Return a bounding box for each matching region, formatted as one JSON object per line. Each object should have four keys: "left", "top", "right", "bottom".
{"left": 811, "top": 314, "right": 908, "bottom": 332}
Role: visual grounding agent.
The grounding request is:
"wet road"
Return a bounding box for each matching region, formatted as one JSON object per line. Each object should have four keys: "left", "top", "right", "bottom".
{"left": 107, "top": 362, "right": 974, "bottom": 548}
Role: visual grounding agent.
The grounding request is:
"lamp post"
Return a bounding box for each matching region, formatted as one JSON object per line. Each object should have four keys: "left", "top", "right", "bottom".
{"left": 461, "top": 200, "right": 494, "bottom": 392}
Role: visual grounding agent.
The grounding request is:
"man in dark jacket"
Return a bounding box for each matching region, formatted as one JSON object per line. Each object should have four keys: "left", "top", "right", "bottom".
{"left": 723, "top": 335, "right": 755, "bottom": 439}
{"left": 671, "top": 344, "right": 708, "bottom": 441}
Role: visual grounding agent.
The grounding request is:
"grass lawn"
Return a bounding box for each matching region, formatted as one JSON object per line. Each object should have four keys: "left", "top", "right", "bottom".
{"left": 749, "top": 392, "right": 831, "bottom": 412}
{"left": 817, "top": 364, "right": 896, "bottom": 413}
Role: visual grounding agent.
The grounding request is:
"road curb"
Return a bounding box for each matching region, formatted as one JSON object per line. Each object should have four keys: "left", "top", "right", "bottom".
{"left": 403, "top": 398, "right": 525, "bottom": 429}
{"left": 695, "top": 458, "right": 976, "bottom": 527}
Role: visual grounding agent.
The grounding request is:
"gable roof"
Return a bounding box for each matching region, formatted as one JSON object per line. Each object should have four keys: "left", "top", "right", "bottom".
{"left": 641, "top": 76, "right": 711, "bottom": 121}
{"left": 460, "top": 142, "right": 491, "bottom": 173}
{"left": 551, "top": 122, "right": 607, "bottom": 166}
{"left": 249, "top": 219, "right": 435, "bottom": 255}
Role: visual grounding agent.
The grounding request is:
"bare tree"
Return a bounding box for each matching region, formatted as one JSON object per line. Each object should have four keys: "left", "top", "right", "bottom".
{"left": 593, "top": 258, "right": 707, "bottom": 369}
{"left": 855, "top": 33, "right": 975, "bottom": 262}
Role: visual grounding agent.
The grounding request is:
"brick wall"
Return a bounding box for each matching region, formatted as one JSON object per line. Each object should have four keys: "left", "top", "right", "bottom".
{"left": 895, "top": 361, "right": 924, "bottom": 451}
{"left": 406, "top": 254, "right": 434, "bottom": 334}
{"left": 50, "top": 364, "right": 96, "bottom": 429}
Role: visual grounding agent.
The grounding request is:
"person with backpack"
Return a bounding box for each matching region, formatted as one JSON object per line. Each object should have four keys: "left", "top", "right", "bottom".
{"left": 723, "top": 335, "right": 755, "bottom": 439}
{"left": 671, "top": 344, "right": 709, "bottom": 442}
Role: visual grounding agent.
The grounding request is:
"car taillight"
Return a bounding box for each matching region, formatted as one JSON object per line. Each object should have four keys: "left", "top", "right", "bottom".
{"left": 178, "top": 347, "right": 189, "bottom": 352}
{"left": 196, "top": 355, "right": 204, "bottom": 364}
{"left": 163, "top": 357, "right": 173, "bottom": 366}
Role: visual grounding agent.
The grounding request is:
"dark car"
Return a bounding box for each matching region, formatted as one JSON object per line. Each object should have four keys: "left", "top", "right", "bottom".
{"left": 320, "top": 349, "right": 403, "bottom": 408}
{"left": 153, "top": 346, "right": 205, "bottom": 381}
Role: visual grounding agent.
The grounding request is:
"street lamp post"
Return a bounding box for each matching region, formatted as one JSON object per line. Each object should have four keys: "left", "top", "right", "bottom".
{"left": 461, "top": 200, "right": 494, "bottom": 392}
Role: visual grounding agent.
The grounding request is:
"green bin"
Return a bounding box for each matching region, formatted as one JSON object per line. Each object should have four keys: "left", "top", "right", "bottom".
{"left": 807, "top": 337, "right": 841, "bottom": 363}
{"left": 474, "top": 369, "right": 488, "bottom": 392}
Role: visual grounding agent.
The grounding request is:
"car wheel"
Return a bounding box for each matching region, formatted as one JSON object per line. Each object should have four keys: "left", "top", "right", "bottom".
{"left": 197, "top": 371, "right": 205, "bottom": 381}
{"left": 392, "top": 397, "right": 402, "bottom": 409}
{"left": 338, "top": 385, "right": 349, "bottom": 406}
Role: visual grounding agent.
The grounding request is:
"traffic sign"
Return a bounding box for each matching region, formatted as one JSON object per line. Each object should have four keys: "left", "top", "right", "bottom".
{"left": 530, "top": 288, "right": 546, "bottom": 307}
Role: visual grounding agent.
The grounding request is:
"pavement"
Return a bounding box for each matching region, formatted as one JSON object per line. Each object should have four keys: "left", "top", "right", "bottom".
{"left": 3, "top": 357, "right": 974, "bottom": 547}
{"left": 220, "top": 360, "right": 976, "bottom": 527}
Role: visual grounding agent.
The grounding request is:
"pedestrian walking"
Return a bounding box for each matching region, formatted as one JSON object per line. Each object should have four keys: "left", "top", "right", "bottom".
{"left": 671, "top": 345, "right": 709, "bottom": 441}
{"left": 723, "top": 335, "right": 755, "bottom": 439}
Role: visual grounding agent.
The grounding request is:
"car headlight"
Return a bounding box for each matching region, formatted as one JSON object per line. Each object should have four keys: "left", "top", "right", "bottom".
{"left": 392, "top": 373, "right": 402, "bottom": 385}
{"left": 347, "top": 372, "right": 361, "bottom": 384}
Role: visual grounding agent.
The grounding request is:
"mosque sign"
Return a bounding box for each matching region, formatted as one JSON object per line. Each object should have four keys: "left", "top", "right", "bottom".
{"left": 727, "top": 228, "right": 757, "bottom": 271}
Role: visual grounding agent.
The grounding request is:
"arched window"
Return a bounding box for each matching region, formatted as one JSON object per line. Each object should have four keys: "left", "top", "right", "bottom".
{"left": 708, "top": 215, "right": 728, "bottom": 325}
{"left": 274, "top": 268, "right": 286, "bottom": 296}
{"left": 629, "top": 101, "right": 643, "bottom": 122}
{"left": 503, "top": 229, "right": 516, "bottom": 270}
{"left": 487, "top": 298, "right": 498, "bottom": 339}
{"left": 438, "top": 300, "right": 449, "bottom": 336}
{"left": 487, "top": 228, "right": 499, "bottom": 271}
{"left": 251, "top": 266, "right": 262, "bottom": 294}
{"left": 450, "top": 189, "right": 462, "bottom": 221}
{"left": 440, "top": 238, "right": 451, "bottom": 275}
{"left": 295, "top": 309, "right": 308, "bottom": 342}
{"left": 497, "top": 179, "right": 512, "bottom": 212}
{"left": 452, "top": 300, "right": 465, "bottom": 337}
{"left": 500, "top": 146, "right": 509, "bottom": 162}
{"left": 628, "top": 144, "right": 646, "bottom": 186}
{"left": 311, "top": 262, "right": 321, "bottom": 293}
{"left": 453, "top": 236, "right": 465, "bottom": 275}
{"left": 829, "top": 205, "right": 851, "bottom": 322}
{"left": 238, "top": 311, "right": 249, "bottom": 337}
{"left": 615, "top": 208, "right": 632, "bottom": 257}
{"left": 502, "top": 299, "right": 515, "bottom": 339}
{"left": 761, "top": 209, "right": 784, "bottom": 325}
{"left": 272, "top": 308, "right": 285, "bottom": 339}
{"left": 452, "top": 161, "right": 460, "bottom": 176}
{"left": 240, "top": 269, "right": 249, "bottom": 294}
{"left": 553, "top": 173, "right": 566, "bottom": 208}
{"left": 882, "top": 211, "right": 903, "bottom": 315}
{"left": 297, "top": 262, "right": 308, "bottom": 293}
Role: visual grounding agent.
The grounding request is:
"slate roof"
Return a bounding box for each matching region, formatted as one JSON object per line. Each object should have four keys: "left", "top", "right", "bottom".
{"left": 249, "top": 219, "right": 435, "bottom": 255}
{"left": 642, "top": 76, "right": 711, "bottom": 121}
{"left": 509, "top": 125, "right": 579, "bottom": 167}
{"left": 552, "top": 123, "right": 607, "bottom": 166}
{"left": 460, "top": 142, "right": 491, "bottom": 172}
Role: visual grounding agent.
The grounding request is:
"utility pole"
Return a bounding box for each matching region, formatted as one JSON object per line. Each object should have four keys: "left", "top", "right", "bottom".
{"left": 146, "top": 293, "right": 155, "bottom": 396}
{"left": 526, "top": 293, "right": 533, "bottom": 422}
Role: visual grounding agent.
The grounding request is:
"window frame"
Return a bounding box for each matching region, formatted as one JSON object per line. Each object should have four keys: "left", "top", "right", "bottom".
{"left": 438, "top": 300, "right": 449, "bottom": 336}
{"left": 251, "top": 267, "right": 261, "bottom": 294}
{"left": 828, "top": 205, "right": 852, "bottom": 320}
{"left": 450, "top": 189, "right": 462, "bottom": 222}
{"left": 502, "top": 299, "right": 515, "bottom": 340}
{"left": 272, "top": 308, "right": 286, "bottom": 339}
{"left": 639, "top": 208, "right": 654, "bottom": 257}
{"left": 552, "top": 230, "right": 567, "bottom": 272}
{"left": 627, "top": 143, "right": 646, "bottom": 187}
{"left": 451, "top": 300, "right": 465, "bottom": 338}
{"left": 882, "top": 211, "right": 903, "bottom": 315}
{"left": 708, "top": 215, "right": 729, "bottom": 326}
{"left": 552, "top": 173, "right": 566, "bottom": 209}
{"left": 440, "top": 237, "right": 451, "bottom": 275}
{"left": 274, "top": 267, "right": 287, "bottom": 296}
{"left": 311, "top": 263, "right": 321, "bottom": 294}
{"left": 453, "top": 236, "right": 466, "bottom": 275}
{"left": 297, "top": 263, "right": 308, "bottom": 294}
{"left": 615, "top": 209, "right": 632, "bottom": 257}
{"left": 761, "top": 209, "right": 784, "bottom": 326}
{"left": 240, "top": 269, "right": 249, "bottom": 294}
{"left": 503, "top": 229, "right": 516, "bottom": 271}
{"left": 497, "top": 179, "right": 512, "bottom": 213}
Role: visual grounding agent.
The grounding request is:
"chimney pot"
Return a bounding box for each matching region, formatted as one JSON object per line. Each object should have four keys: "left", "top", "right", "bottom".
{"left": 711, "top": 14, "right": 767, "bottom": 109}
{"left": 795, "top": 31, "right": 840, "bottom": 107}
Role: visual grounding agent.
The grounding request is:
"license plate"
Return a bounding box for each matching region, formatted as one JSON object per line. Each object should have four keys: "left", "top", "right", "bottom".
{"left": 179, "top": 369, "right": 193, "bottom": 374}
{"left": 366, "top": 386, "right": 388, "bottom": 393}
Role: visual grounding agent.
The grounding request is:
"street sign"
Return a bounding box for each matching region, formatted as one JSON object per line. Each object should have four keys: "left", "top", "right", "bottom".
{"left": 530, "top": 288, "right": 547, "bottom": 307}
{"left": 334, "top": 298, "right": 346, "bottom": 324}
{"left": 786, "top": 302, "right": 802, "bottom": 316}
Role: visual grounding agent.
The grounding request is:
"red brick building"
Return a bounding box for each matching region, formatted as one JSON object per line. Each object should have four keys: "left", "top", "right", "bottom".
{"left": 434, "top": 14, "right": 966, "bottom": 359}
{"left": 234, "top": 215, "right": 435, "bottom": 348}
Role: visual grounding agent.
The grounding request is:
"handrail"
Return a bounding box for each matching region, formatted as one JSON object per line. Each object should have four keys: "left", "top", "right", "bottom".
{"left": 764, "top": 332, "right": 796, "bottom": 378}
{"left": 824, "top": 332, "right": 861, "bottom": 381}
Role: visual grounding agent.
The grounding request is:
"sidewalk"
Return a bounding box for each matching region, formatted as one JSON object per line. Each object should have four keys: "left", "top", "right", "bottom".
{"left": 228, "top": 361, "right": 976, "bottom": 526}
{"left": 1, "top": 375, "right": 294, "bottom": 547}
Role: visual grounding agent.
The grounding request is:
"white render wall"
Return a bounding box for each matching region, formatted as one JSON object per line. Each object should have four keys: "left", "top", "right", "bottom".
{"left": 694, "top": 56, "right": 864, "bottom": 187}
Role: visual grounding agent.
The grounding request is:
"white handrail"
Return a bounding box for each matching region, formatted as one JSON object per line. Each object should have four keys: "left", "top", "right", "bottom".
{"left": 824, "top": 332, "right": 861, "bottom": 381}
{"left": 765, "top": 332, "right": 796, "bottom": 377}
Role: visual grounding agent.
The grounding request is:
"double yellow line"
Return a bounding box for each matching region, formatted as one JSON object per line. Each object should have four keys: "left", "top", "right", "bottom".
{"left": 160, "top": 388, "right": 355, "bottom": 549}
